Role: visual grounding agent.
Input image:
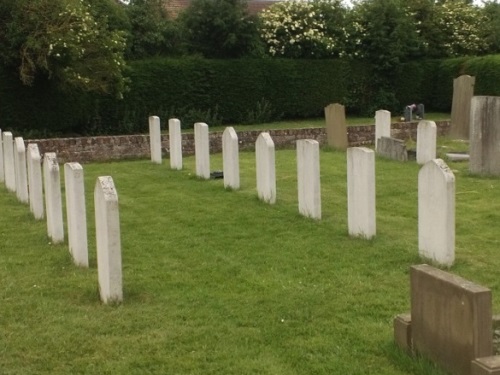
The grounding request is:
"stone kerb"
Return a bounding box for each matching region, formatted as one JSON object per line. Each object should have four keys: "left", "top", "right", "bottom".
{"left": 27, "top": 144, "right": 44, "bottom": 220}
{"left": 470, "top": 96, "right": 500, "bottom": 175}
{"left": 451, "top": 74, "right": 475, "bottom": 140}
{"left": 0, "top": 129, "right": 4, "bottom": 183}
{"left": 169, "top": 118, "right": 182, "bottom": 170}
{"left": 95, "top": 176, "right": 123, "bottom": 304}
{"left": 375, "top": 110, "right": 391, "bottom": 151}
{"left": 14, "top": 137, "right": 29, "bottom": 204}
{"left": 324, "top": 103, "right": 348, "bottom": 150}
{"left": 65, "top": 163, "right": 89, "bottom": 267}
{"left": 416, "top": 121, "right": 437, "bottom": 165}
{"left": 297, "top": 139, "right": 321, "bottom": 219}
{"left": 3, "top": 132, "right": 16, "bottom": 192}
{"left": 255, "top": 132, "right": 276, "bottom": 204}
{"left": 410, "top": 265, "right": 492, "bottom": 375}
{"left": 222, "top": 127, "right": 240, "bottom": 190}
{"left": 418, "top": 159, "right": 455, "bottom": 266}
{"left": 347, "top": 147, "right": 376, "bottom": 239}
{"left": 194, "top": 122, "right": 210, "bottom": 179}
{"left": 43, "top": 152, "right": 64, "bottom": 244}
{"left": 148, "top": 116, "right": 162, "bottom": 164}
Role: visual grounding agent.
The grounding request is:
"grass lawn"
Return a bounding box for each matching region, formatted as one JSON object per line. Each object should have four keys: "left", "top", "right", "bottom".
{"left": 1, "top": 138, "right": 498, "bottom": 375}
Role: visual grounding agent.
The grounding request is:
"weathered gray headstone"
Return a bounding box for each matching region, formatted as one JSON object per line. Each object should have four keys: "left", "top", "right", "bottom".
{"left": 222, "top": 127, "right": 240, "bottom": 190}
{"left": 65, "top": 163, "right": 88, "bottom": 267}
{"left": 194, "top": 122, "right": 210, "bottom": 179}
{"left": 255, "top": 132, "right": 276, "bottom": 204}
{"left": 14, "top": 137, "right": 29, "bottom": 204}
{"left": 376, "top": 137, "right": 408, "bottom": 162}
{"left": 375, "top": 110, "right": 391, "bottom": 151}
{"left": 43, "top": 152, "right": 64, "bottom": 244}
{"left": 0, "top": 129, "right": 4, "bottom": 183}
{"left": 3, "top": 132, "right": 16, "bottom": 192}
{"left": 297, "top": 139, "right": 321, "bottom": 219}
{"left": 418, "top": 159, "right": 455, "bottom": 266}
{"left": 27, "top": 144, "right": 44, "bottom": 220}
{"left": 168, "top": 118, "right": 182, "bottom": 170}
{"left": 470, "top": 96, "right": 500, "bottom": 175}
{"left": 416, "top": 121, "right": 437, "bottom": 165}
{"left": 347, "top": 147, "right": 376, "bottom": 239}
{"left": 95, "top": 176, "right": 123, "bottom": 304}
{"left": 450, "top": 75, "right": 475, "bottom": 140}
{"left": 324, "top": 103, "right": 348, "bottom": 150}
{"left": 148, "top": 115, "right": 162, "bottom": 164}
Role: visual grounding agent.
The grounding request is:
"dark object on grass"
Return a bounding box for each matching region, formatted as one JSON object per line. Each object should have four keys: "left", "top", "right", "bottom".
{"left": 210, "top": 171, "right": 223, "bottom": 179}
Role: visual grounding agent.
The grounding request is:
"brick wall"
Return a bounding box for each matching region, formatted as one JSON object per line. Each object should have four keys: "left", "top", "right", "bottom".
{"left": 25, "top": 120, "right": 450, "bottom": 164}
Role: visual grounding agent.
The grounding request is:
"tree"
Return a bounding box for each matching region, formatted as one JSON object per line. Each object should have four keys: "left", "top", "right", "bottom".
{"left": 0, "top": 0, "right": 128, "bottom": 97}
{"left": 481, "top": 0, "right": 500, "bottom": 54}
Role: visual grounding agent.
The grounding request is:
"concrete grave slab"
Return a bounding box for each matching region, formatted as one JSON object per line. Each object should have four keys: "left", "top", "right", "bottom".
{"left": 376, "top": 136, "right": 408, "bottom": 162}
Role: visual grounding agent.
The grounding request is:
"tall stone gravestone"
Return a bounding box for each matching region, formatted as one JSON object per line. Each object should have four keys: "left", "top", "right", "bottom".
{"left": 14, "top": 137, "right": 29, "bottom": 204}
{"left": 43, "top": 152, "right": 64, "bottom": 244}
{"left": 95, "top": 176, "right": 123, "bottom": 304}
{"left": 451, "top": 75, "right": 475, "bottom": 140}
{"left": 148, "top": 116, "right": 162, "bottom": 164}
{"left": 347, "top": 147, "right": 376, "bottom": 239}
{"left": 3, "top": 132, "right": 16, "bottom": 192}
{"left": 194, "top": 122, "right": 210, "bottom": 179}
{"left": 65, "top": 163, "right": 88, "bottom": 267}
{"left": 297, "top": 139, "right": 321, "bottom": 219}
{"left": 168, "top": 118, "right": 182, "bottom": 170}
{"left": 470, "top": 96, "right": 500, "bottom": 176}
{"left": 27, "top": 144, "right": 44, "bottom": 220}
{"left": 0, "top": 129, "right": 4, "bottom": 183}
{"left": 324, "top": 103, "right": 348, "bottom": 150}
{"left": 222, "top": 127, "right": 240, "bottom": 190}
{"left": 418, "top": 159, "right": 455, "bottom": 266}
{"left": 375, "top": 110, "right": 391, "bottom": 151}
{"left": 416, "top": 121, "right": 437, "bottom": 165}
{"left": 255, "top": 132, "right": 276, "bottom": 204}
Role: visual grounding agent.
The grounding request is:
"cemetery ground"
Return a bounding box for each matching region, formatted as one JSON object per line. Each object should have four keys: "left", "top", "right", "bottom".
{"left": 1, "top": 140, "right": 499, "bottom": 374}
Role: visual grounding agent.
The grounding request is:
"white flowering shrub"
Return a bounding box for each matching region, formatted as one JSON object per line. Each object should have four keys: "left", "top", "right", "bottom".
{"left": 259, "top": 0, "right": 348, "bottom": 58}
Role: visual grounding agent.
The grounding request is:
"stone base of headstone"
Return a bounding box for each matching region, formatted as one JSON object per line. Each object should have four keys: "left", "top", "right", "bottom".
{"left": 393, "top": 313, "right": 412, "bottom": 352}
{"left": 377, "top": 137, "right": 408, "bottom": 162}
{"left": 472, "top": 357, "right": 500, "bottom": 375}
{"left": 446, "top": 153, "right": 470, "bottom": 162}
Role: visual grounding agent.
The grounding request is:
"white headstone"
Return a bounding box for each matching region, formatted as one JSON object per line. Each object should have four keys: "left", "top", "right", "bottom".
{"left": 169, "top": 118, "right": 182, "bottom": 170}
{"left": 418, "top": 159, "right": 455, "bottom": 266}
{"left": 27, "top": 144, "right": 44, "bottom": 220}
{"left": 416, "top": 120, "right": 437, "bottom": 165}
{"left": 222, "top": 127, "right": 240, "bottom": 190}
{"left": 255, "top": 132, "right": 276, "bottom": 204}
{"left": 14, "top": 137, "right": 29, "bottom": 204}
{"left": 95, "top": 176, "right": 123, "bottom": 304}
{"left": 43, "top": 152, "right": 64, "bottom": 244}
{"left": 347, "top": 147, "right": 376, "bottom": 239}
{"left": 148, "top": 116, "right": 162, "bottom": 164}
{"left": 0, "top": 129, "right": 4, "bottom": 183}
{"left": 375, "top": 110, "right": 391, "bottom": 150}
{"left": 297, "top": 139, "right": 321, "bottom": 219}
{"left": 3, "top": 132, "right": 16, "bottom": 192}
{"left": 65, "top": 163, "right": 88, "bottom": 267}
{"left": 194, "top": 122, "right": 210, "bottom": 179}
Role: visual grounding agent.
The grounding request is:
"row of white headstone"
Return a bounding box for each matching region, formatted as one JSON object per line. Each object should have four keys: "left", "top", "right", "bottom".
{"left": 150, "top": 116, "right": 454, "bottom": 266}
{"left": 0, "top": 130, "right": 123, "bottom": 304}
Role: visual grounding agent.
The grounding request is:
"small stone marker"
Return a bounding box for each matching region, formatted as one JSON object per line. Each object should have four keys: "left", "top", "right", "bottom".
{"left": 43, "top": 152, "right": 64, "bottom": 244}
{"left": 470, "top": 96, "right": 500, "bottom": 176}
{"left": 297, "top": 139, "right": 321, "bottom": 219}
{"left": 222, "top": 127, "right": 240, "bottom": 190}
{"left": 376, "top": 137, "right": 408, "bottom": 162}
{"left": 148, "top": 116, "right": 162, "bottom": 164}
{"left": 65, "top": 163, "right": 88, "bottom": 267}
{"left": 194, "top": 122, "right": 210, "bottom": 179}
{"left": 3, "top": 132, "right": 16, "bottom": 192}
{"left": 416, "top": 120, "right": 437, "bottom": 165}
{"left": 27, "top": 144, "right": 44, "bottom": 220}
{"left": 324, "top": 103, "right": 348, "bottom": 150}
{"left": 451, "top": 75, "right": 475, "bottom": 140}
{"left": 375, "top": 110, "right": 391, "bottom": 151}
{"left": 255, "top": 132, "right": 276, "bottom": 204}
{"left": 95, "top": 176, "right": 123, "bottom": 304}
{"left": 410, "top": 264, "right": 492, "bottom": 375}
{"left": 168, "top": 118, "right": 182, "bottom": 170}
{"left": 347, "top": 147, "right": 376, "bottom": 239}
{"left": 0, "top": 129, "right": 4, "bottom": 183}
{"left": 472, "top": 356, "right": 500, "bottom": 375}
{"left": 418, "top": 159, "right": 455, "bottom": 266}
{"left": 14, "top": 137, "right": 29, "bottom": 204}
